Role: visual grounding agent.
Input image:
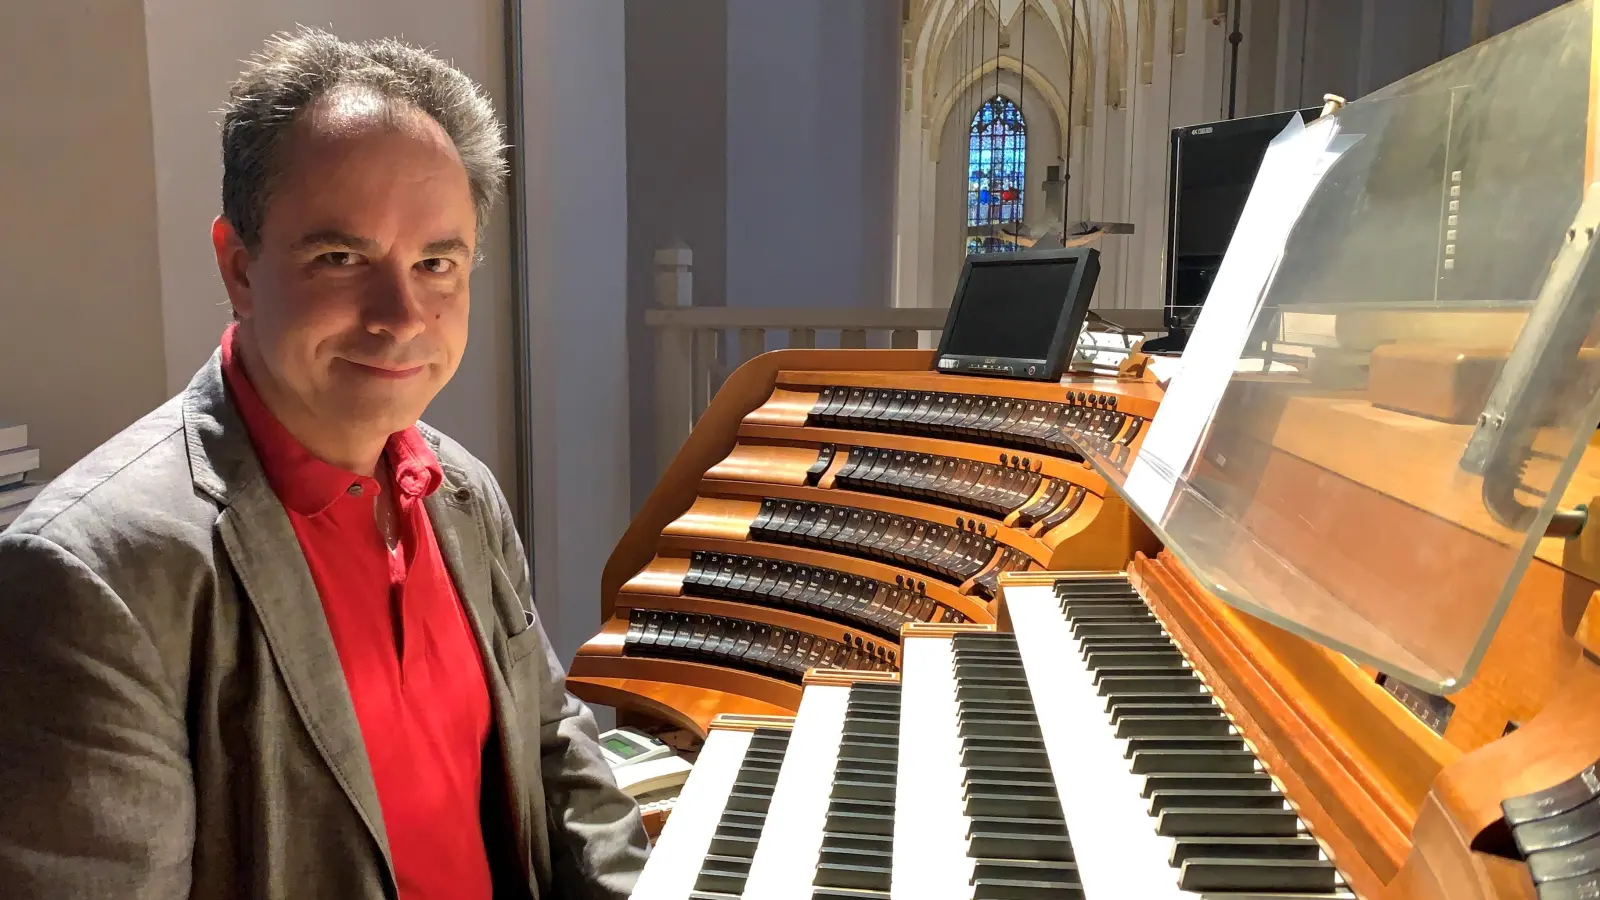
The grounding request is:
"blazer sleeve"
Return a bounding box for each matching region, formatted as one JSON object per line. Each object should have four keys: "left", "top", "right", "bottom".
{"left": 0, "top": 532, "right": 195, "bottom": 899}
{"left": 484, "top": 476, "right": 651, "bottom": 899}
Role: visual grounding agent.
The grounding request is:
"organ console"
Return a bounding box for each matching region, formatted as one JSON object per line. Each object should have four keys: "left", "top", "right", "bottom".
{"left": 581, "top": 5, "right": 1600, "bottom": 898}
{"left": 570, "top": 353, "right": 1164, "bottom": 734}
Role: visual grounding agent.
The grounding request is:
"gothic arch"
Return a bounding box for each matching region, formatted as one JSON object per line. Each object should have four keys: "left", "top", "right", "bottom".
{"left": 922, "top": 0, "right": 1094, "bottom": 133}
{"left": 1105, "top": 0, "right": 1128, "bottom": 108}
{"left": 931, "top": 56, "right": 1071, "bottom": 157}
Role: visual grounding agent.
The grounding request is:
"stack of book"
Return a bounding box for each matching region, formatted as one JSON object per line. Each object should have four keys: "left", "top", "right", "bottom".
{"left": 1, "top": 422, "right": 44, "bottom": 528}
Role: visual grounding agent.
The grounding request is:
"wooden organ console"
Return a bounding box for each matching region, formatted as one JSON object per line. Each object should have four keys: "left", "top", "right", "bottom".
{"left": 569, "top": 349, "right": 1163, "bottom": 736}
{"left": 574, "top": 6, "right": 1600, "bottom": 898}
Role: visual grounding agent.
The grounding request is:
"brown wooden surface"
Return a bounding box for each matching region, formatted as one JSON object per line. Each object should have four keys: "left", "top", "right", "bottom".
{"left": 647, "top": 537, "right": 994, "bottom": 623}
{"left": 1367, "top": 343, "right": 1509, "bottom": 424}
{"left": 705, "top": 443, "right": 821, "bottom": 486}
{"left": 566, "top": 657, "right": 804, "bottom": 737}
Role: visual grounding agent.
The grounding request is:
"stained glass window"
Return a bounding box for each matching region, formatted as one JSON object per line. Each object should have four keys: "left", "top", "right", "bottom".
{"left": 966, "top": 95, "right": 1026, "bottom": 254}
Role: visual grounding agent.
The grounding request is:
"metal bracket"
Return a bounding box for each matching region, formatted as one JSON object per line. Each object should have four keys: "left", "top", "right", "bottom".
{"left": 1461, "top": 189, "right": 1600, "bottom": 534}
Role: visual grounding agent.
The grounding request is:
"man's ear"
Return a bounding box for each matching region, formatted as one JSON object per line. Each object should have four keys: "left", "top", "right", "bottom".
{"left": 211, "top": 216, "right": 254, "bottom": 319}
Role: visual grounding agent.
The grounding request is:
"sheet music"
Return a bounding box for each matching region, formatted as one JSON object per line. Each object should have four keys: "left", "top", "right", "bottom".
{"left": 1125, "top": 115, "right": 1352, "bottom": 517}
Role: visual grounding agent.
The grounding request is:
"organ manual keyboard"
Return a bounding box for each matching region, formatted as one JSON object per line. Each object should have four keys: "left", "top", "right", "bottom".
{"left": 604, "top": 5, "right": 1600, "bottom": 896}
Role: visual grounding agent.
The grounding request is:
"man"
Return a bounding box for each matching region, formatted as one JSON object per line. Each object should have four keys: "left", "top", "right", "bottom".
{"left": 0, "top": 28, "right": 648, "bottom": 899}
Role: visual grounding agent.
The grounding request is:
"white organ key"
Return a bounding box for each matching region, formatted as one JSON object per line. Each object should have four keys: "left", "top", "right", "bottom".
{"left": 1006, "top": 583, "right": 1199, "bottom": 900}
{"left": 891, "top": 636, "right": 975, "bottom": 900}
{"left": 629, "top": 727, "right": 754, "bottom": 900}
{"left": 743, "top": 684, "right": 852, "bottom": 899}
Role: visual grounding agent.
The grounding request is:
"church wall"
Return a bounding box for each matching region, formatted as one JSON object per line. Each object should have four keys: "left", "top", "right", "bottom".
{"left": 724, "top": 0, "right": 901, "bottom": 311}
{"left": 625, "top": 0, "right": 729, "bottom": 515}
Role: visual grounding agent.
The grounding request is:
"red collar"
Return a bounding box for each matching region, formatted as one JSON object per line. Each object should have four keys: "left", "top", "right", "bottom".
{"left": 220, "top": 323, "right": 443, "bottom": 517}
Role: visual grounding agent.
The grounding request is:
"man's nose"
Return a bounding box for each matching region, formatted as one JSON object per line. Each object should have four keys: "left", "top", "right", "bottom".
{"left": 364, "top": 266, "right": 428, "bottom": 343}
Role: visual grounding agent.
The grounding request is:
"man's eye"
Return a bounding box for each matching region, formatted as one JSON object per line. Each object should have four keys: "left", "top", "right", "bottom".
{"left": 318, "top": 251, "right": 360, "bottom": 266}
{"left": 419, "top": 258, "right": 456, "bottom": 275}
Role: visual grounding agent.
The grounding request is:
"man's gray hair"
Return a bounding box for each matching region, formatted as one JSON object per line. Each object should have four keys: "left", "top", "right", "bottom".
{"left": 221, "top": 27, "right": 508, "bottom": 250}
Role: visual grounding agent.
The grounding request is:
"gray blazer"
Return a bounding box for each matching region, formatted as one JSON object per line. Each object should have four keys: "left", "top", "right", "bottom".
{"left": 0, "top": 351, "right": 649, "bottom": 899}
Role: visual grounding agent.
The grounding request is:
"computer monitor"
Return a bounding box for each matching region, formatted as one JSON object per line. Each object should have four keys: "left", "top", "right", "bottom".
{"left": 1162, "top": 107, "right": 1323, "bottom": 347}
{"left": 934, "top": 247, "right": 1101, "bottom": 381}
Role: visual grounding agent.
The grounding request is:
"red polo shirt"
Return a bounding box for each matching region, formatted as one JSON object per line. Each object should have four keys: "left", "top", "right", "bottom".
{"left": 220, "top": 325, "right": 493, "bottom": 900}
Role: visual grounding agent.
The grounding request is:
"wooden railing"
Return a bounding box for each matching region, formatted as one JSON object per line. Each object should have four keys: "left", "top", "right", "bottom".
{"left": 646, "top": 245, "right": 1165, "bottom": 477}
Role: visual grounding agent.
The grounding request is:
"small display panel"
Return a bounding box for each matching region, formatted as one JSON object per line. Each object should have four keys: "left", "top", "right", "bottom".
{"left": 603, "top": 736, "right": 647, "bottom": 760}
{"left": 935, "top": 247, "right": 1100, "bottom": 381}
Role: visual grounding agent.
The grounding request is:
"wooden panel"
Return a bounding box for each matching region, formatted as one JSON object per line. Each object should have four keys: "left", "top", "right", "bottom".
{"left": 565, "top": 669, "right": 799, "bottom": 738}
{"left": 624, "top": 556, "right": 690, "bottom": 596}
{"left": 612, "top": 591, "right": 900, "bottom": 654}
{"left": 1368, "top": 343, "right": 1509, "bottom": 424}
{"left": 745, "top": 387, "right": 825, "bottom": 427}
{"left": 1578, "top": 590, "right": 1600, "bottom": 656}
{"left": 652, "top": 537, "right": 994, "bottom": 623}
{"left": 662, "top": 496, "right": 762, "bottom": 542}
{"left": 1039, "top": 491, "right": 1162, "bottom": 570}
{"left": 1265, "top": 394, "right": 1600, "bottom": 578}
{"left": 705, "top": 443, "right": 820, "bottom": 485}
{"left": 737, "top": 423, "right": 1110, "bottom": 492}
{"left": 774, "top": 369, "right": 1164, "bottom": 420}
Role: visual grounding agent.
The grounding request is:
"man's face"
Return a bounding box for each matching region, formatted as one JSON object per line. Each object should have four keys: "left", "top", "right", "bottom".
{"left": 214, "top": 98, "right": 476, "bottom": 447}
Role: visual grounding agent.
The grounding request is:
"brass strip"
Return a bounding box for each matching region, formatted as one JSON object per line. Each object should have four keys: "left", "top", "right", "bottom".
{"left": 802, "top": 668, "right": 903, "bottom": 687}
{"left": 708, "top": 713, "right": 797, "bottom": 732}
{"left": 901, "top": 622, "right": 1000, "bottom": 639}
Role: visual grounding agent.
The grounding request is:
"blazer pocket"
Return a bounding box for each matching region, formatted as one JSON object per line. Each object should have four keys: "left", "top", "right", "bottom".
{"left": 506, "top": 620, "right": 545, "bottom": 666}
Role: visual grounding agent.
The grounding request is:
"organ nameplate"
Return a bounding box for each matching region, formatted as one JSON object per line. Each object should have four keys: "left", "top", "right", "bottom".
{"left": 1376, "top": 673, "right": 1455, "bottom": 735}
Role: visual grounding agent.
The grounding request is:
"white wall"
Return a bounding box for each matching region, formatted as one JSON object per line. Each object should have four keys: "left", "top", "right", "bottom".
{"left": 625, "top": 0, "right": 727, "bottom": 508}
{"left": 725, "top": 0, "right": 901, "bottom": 310}
{"left": 141, "top": 0, "right": 518, "bottom": 494}
{"left": 515, "top": 0, "right": 631, "bottom": 665}
{"left": 0, "top": 0, "right": 170, "bottom": 482}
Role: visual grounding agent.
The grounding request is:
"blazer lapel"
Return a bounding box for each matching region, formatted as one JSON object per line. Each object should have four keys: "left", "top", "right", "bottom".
{"left": 217, "top": 478, "right": 393, "bottom": 866}
{"left": 182, "top": 351, "right": 392, "bottom": 871}
{"left": 425, "top": 481, "right": 535, "bottom": 882}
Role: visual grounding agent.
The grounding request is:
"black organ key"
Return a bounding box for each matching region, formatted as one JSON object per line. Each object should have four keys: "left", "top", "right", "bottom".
{"left": 1504, "top": 758, "right": 1600, "bottom": 828}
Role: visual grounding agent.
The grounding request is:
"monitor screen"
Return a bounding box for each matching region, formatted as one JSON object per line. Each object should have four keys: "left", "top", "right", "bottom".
{"left": 942, "top": 257, "right": 1081, "bottom": 361}
{"left": 1164, "top": 107, "right": 1323, "bottom": 337}
{"left": 935, "top": 247, "right": 1100, "bottom": 380}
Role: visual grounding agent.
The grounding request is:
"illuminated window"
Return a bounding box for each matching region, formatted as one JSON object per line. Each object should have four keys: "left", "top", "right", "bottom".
{"left": 966, "top": 95, "right": 1026, "bottom": 254}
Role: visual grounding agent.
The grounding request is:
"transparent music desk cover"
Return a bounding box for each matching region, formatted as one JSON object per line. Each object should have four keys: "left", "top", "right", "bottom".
{"left": 1085, "top": 0, "right": 1600, "bottom": 692}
